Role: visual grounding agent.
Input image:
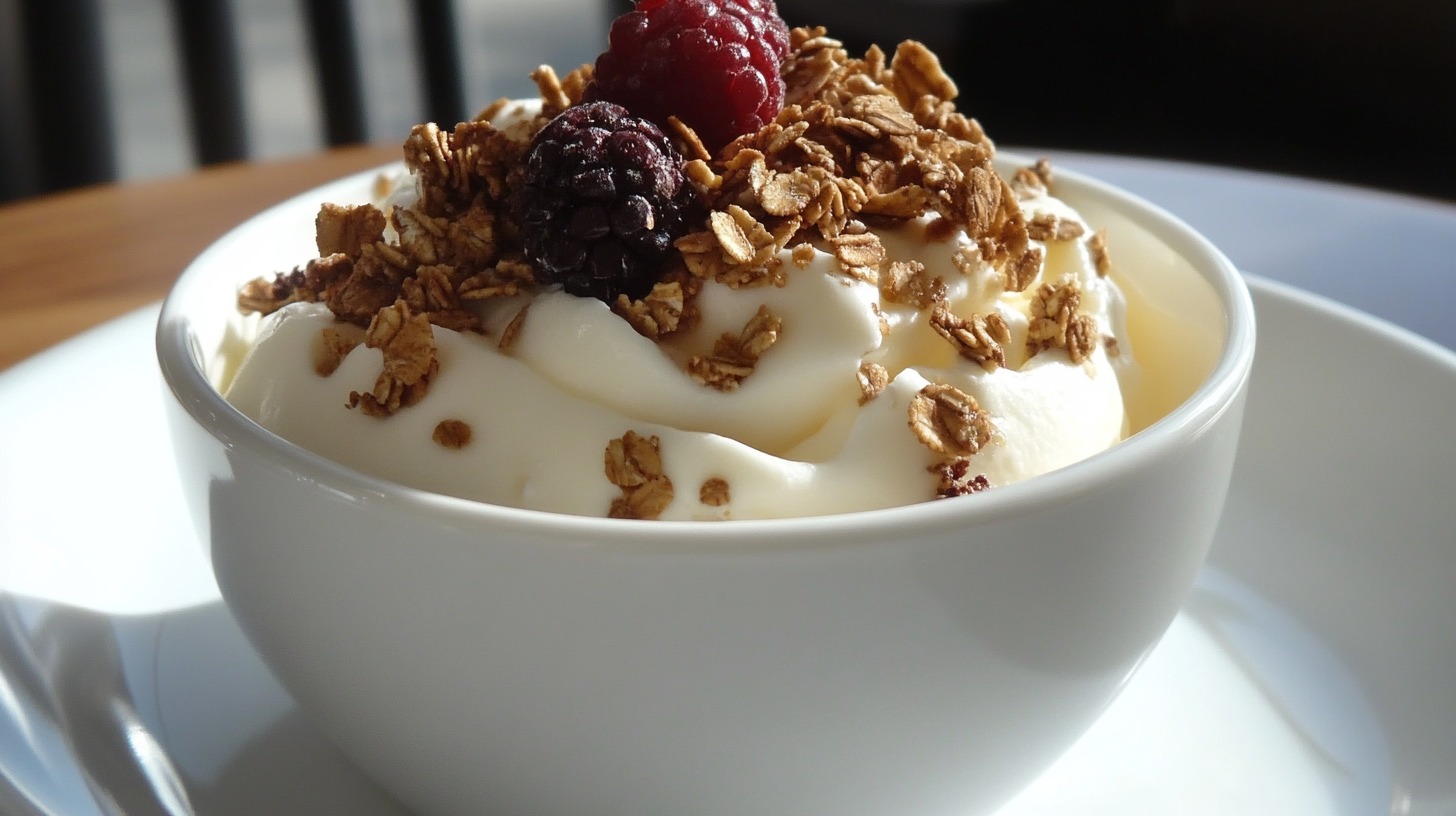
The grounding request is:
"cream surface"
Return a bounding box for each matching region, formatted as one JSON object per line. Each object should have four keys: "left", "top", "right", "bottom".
{"left": 223, "top": 180, "right": 1135, "bottom": 520}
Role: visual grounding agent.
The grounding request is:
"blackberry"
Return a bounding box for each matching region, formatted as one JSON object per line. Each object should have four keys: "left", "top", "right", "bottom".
{"left": 584, "top": 0, "right": 790, "bottom": 153}
{"left": 516, "top": 101, "right": 695, "bottom": 302}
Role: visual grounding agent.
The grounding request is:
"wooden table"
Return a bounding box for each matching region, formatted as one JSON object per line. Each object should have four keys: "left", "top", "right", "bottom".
{"left": 0, "top": 145, "right": 399, "bottom": 371}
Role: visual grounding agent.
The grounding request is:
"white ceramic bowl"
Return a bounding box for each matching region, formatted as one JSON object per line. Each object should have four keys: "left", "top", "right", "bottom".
{"left": 157, "top": 155, "right": 1254, "bottom": 816}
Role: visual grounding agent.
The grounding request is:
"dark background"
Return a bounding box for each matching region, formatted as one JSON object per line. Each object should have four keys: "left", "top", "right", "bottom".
{"left": 3, "top": 0, "right": 1452, "bottom": 204}
{"left": 779, "top": 0, "right": 1456, "bottom": 203}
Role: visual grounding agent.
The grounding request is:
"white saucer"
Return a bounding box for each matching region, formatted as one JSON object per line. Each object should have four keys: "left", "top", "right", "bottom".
{"left": 2, "top": 276, "right": 1454, "bottom": 815}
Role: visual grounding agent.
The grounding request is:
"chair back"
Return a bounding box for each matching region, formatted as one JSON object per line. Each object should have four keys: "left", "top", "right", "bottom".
{"left": 1, "top": 0, "right": 466, "bottom": 203}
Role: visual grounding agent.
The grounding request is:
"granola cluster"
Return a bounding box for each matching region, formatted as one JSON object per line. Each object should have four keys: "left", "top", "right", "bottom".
{"left": 674, "top": 31, "right": 1018, "bottom": 291}
{"left": 236, "top": 68, "right": 585, "bottom": 417}
{"left": 233, "top": 27, "right": 1123, "bottom": 518}
{"left": 685, "top": 304, "right": 783, "bottom": 391}
{"left": 604, "top": 430, "right": 674, "bottom": 520}
{"left": 908, "top": 383, "right": 994, "bottom": 459}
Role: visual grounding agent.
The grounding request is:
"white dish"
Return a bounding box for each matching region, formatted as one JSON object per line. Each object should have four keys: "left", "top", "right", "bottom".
{"left": 156, "top": 149, "right": 1253, "bottom": 816}
{"left": 2, "top": 275, "right": 1453, "bottom": 814}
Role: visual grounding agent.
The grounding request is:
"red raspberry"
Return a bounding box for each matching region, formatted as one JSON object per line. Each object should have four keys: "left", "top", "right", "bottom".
{"left": 584, "top": 0, "right": 790, "bottom": 153}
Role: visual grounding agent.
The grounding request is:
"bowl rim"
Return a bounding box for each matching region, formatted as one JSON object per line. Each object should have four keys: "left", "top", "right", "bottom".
{"left": 156, "top": 154, "right": 1256, "bottom": 551}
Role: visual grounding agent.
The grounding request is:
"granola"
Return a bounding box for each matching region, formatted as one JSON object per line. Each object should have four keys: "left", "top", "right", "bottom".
{"left": 605, "top": 431, "right": 675, "bottom": 520}
{"left": 856, "top": 361, "right": 889, "bottom": 404}
{"left": 347, "top": 300, "right": 439, "bottom": 417}
{"left": 315, "top": 325, "right": 361, "bottom": 377}
{"left": 699, "top": 477, "right": 732, "bottom": 507}
{"left": 224, "top": 22, "right": 1133, "bottom": 518}
{"left": 908, "top": 383, "right": 994, "bottom": 458}
{"left": 929, "top": 458, "right": 991, "bottom": 498}
{"left": 929, "top": 305, "right": 1011, "bottom": 372}
{"left": 880, "top": 260, "right": 947, "bottom": 309}
{"left": 686, "top": 305, "right": 783, "bottom": 391}
{"left": 432, "top": 419, "right": 473, "bottom": 449}
{"left": 1028, "top": 277, "right": 1098, "bottom": 364}
{"left": 237, "top": 22, "right": 1111, "bottom": 414}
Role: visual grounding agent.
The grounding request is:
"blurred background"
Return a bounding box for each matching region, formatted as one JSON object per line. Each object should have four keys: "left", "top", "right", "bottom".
{"left": 780, "top": 0, "right": 1456, "bottom": 204}
{"left": 2, "top": 0, "right": 1453, "bottom": 204}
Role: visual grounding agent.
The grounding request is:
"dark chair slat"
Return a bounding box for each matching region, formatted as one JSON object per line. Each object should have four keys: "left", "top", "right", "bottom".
{"left": 168, "top": 0, "right": 249, "bottom": 165}
{"left": 17, "top": 0, "right": 117, "bottom": 193}
{"left": 1, "top": 0, "right": 40, "bottom": 201}
{"left": 411, "top": 0, "right": 467, "bottom": 127}
{"left": 302, "top": 0, "right": 369, "bottom": 147}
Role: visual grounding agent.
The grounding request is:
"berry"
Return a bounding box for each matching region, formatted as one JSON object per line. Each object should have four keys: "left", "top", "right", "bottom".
{"left": 584, "top": 0, "right": 790, "bottom": 153}
{"left": 516, "top": 101, "right": 696, "bottom": 302}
